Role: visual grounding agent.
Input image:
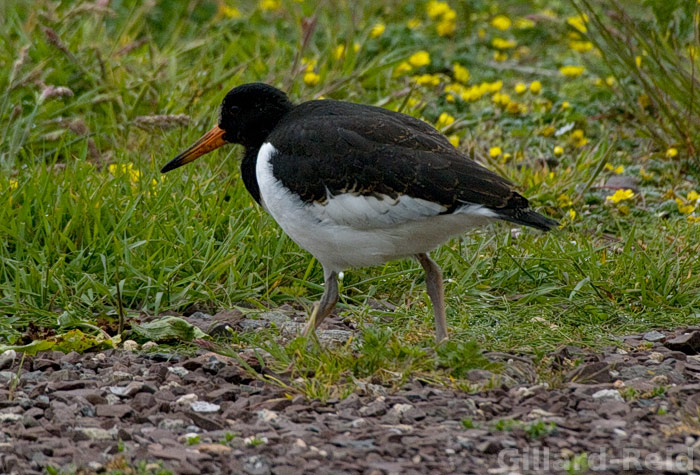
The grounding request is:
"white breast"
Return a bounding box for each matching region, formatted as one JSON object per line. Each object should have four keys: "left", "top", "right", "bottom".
{"left": 255, "top": 142, "right": 498, "bottom": 272}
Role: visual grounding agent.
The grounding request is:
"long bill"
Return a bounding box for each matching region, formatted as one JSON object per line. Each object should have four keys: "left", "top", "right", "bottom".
{"left": 161, "top": 125, "right": 227, "bottom": 173}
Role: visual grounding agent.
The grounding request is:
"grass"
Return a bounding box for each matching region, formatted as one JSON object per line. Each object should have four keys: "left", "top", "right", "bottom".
{"left": 1, "top": 0, "right": 700, "bottom": 396}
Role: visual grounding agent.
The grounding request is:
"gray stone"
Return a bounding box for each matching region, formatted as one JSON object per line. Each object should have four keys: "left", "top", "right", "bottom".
{"left": 592, "top": 389, "right": 624, "bottom": 402}
{"left": 643, "top": 331, "right": 666, "bottom": 342}
{"left": 190, "top": 401, "right": 220, "bottom": 413}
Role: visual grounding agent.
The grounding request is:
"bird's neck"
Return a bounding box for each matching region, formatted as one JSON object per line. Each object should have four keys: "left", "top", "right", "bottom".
{"left": 241, "top": 145, "right": 262, "bottom": 205}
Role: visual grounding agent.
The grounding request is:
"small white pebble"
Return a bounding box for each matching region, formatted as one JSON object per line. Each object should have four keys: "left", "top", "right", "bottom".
{"left": 122, "top": 340, "right": 139, "bottom": 351}
{"left": 648, "top": 352, "right": 664, "bottom": 363}
{"left": 141, "top": 341, "right": 158, "bottom": 351}
{"left": 294, "top": 438, "right": 307, "bottom": 448}
{"left": 176, "top": 393, "right": 198, "bottom": 405}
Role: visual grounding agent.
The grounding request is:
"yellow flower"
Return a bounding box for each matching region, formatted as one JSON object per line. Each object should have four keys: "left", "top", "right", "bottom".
{"left": 604, "top": 163, "right": 624, "bottom": 174}
{"left": 491, "top": 15, "right": 511, "bottom": 31}
{"left": 558, "top": 193, "right": 573, "bottom": 208}
{"left": 492, "top": 92, "right": 511, "bottom": 106}
{"left": 676, "top": 198, "right": 695, "bottom": 215}
{"left": 569, "top": 41, "right": 593, "bottom": 52}
{"left": 635, "top": 56, "right": 642, "bottom": 67}
{"left": 554, "top": 145, "right": 564, "bottom": 156}
{"left": 639, "top": 167, "right": 654, "bottom": 180}
{"left": 515, "top": 18, "right": 535, "bottom": 29}
{"left": 259, "top": 0, "right": 280, "bottom": 11}
{"left": 514, "top": 82, "right": 527, "bottom": 94}
{"left": 370, "top": 23, "right": 385, "bottom": 38}
{"left": 566, "top": 14, "right": 588, "bottom": 33}
{"left": 109, "top": 163, "right": 142, "bottom": 182}
{"left": 688, "top": 215, "right": 700, "bottom": 224}
{"left": 333, "top": 44, "right": 345, "bottom": 60}
{"left": 529, "top": 80, "right": 542, "bottom": 94}
{"left": 394, "top": 61, "right": 413, "bottom": 76}
{"left": 606, "top": 189, "right": 635, "bottom": 204}
{"left": 436, "top": 112, "right": 455, "bottom": 129}
{"left": 561, "top": 101, "right": 570, "bottom": 109}
{"left": 426, "top": 1, "right": 451, "bottom": 19}
{"left": 448, "top": 134, "right": 460, "bottom": 148}
{"left": 408, "top": 50, "right": 431, "bottom": 67}
{"left": 569, "top": 209, "right": 577, "bottom": 220}
{"left": 492, "top": 37, "right": 516, "bottom": 49}
{"left": 437, "top": 19, "right": 457, "bottom": 36}
{"left": 688, "top": 191, "right": 700, "bottom": 202}
{"left": 453, "top": 63, "right": 469, "bottom": 83}
{"left": 493, "top": 51, "right": 508, "bottom": 62}
{"left": 571, "top": 129, "right": 587, "bottom": 147}
{"left": 413, "top": 74, "right": 441, "bottom": 86}
{"left": 301, "top": 57, "right": 317, "bottom": 72}
{"left": 666, "top": 147, "right": 678, "bottom": 158}
{"left": 303, "top": 72, "right": 320, "bottom": 86}
{"left": 9, "top": 179, "right": 18, "bottom": 191}
{"left": 559, "top": 65, "right": 585, "bottom": 77}
{"left": 506, "top": 101, "right": 527, "bottom": 114}
{"left": 218, "top": 4, "right": 241, "bottom": 18}
{"left": 539, "top": 126, "right": 555, "bottom": 136}
{"left": 489, "top": 146, "right": 502, "bottom": 158}
{"left": 407, "top": 18, "right": 422, "bottom": 29}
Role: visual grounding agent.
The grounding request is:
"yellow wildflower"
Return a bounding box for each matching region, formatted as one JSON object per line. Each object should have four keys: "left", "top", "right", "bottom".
{"left": 676, "top": 198, "right": 695, "bottom": 215}
{"left": 259, "top": 0, "right": 280, "bottom": 11}
{"left": 571, "top": 129, "right": 587, "bottom": 147}
{"left": 218, "top": 4, "right": 241, "bottom": 18}
{"left": 560, "top": 65, "right": 585, "bottom": 77}
{"left": 426, "top": 1, "right": 450, "bottom": 19}
{"left": 407, "top": 18, "right": 422, "bottom": 29}
{"left": 413, "top": 74, "right": 441, "bottom": 86}
{"left": 437, "top": 19, "right": 456, "bottom": 36}
{"left": 635, "top": 56, "right": 642, "bottom": 67}
{"left": 606, "top": 189, "right": 635, "bottom": 204}
{"left": 489, "top": 146, "right": 502, "bottom": 158}
{"left": 666, "top": 147, "right": 678, "bottom": 158}
{"left": 604, "top": 163, "right": 624, "bottom": 174}
{"left": 478, "top": 28, "right": 486, "bottom": 39}
{"left": 301, "top": 57, "right": 317, "bottom": 72}
{"left": 569, "top": 209, "right": 577, "bottom": 220}
{"left": 9, "top": 179, "right": 18, "bottom": 191}
{"left": 492, "top": 37, "right": 516, "bottom": 49}
{"left": 109, "top": 163, "right": 142, "bottom": 182}
{"left": 492, "top": 92, "right": 511, "bottom": 106}
{"left": 514, "top": 82, "right": 527, "bottom": 94}
{"left": 303, "top": 71, "right": 320, "bottom": 86}
{"left": 491, "top": 15, "right": 511, "bottom": 31}
{"left": 688, "top": 216, "right": 700, "bottom": 224}
{"left": 408, "top": 51, "right": 430, "bottom": 67}
{"left": 333, "top": 44, "right": 345, "bottom": 60}
{"left": 448, "top": 134, "right": 460, "bottom": 148}
{"left": 558, "top": 193, "right": 573, "bottom": 208}
{"left": 639, "top": 167, "right": 654, "bottom": 180}
{"left": 540, "top": 126, "right": 555, "bottom": 137}
{"left": 493, "top": 51, "right": 508, "bottom": 62}
{"left": 395, "top": 62, "right": 413, "bottom": 76}
{"left": 506, "top": 101, "right": 527, "bottom": 114}
{"left": 529, "top": 80, "right": 542, "bottom": 94}
{"left": 515, "top": 18, "right": 535, "bottom": 29}
{"left": 436, "top": 112, "right": 455, "bottom": 129}
{"left": 688, "top": 191, "right": 700, "bottom": 202}
{"left": 561, "top": 101, "right": 570, "bottom": 109}
{"left": 606, "top": 76, "right": 616, "bottom": 86}
{"left": 370, "top": 23, "right": 385, "bottom": 38}
{"left": 566, "top": 14, "right": 588, "bottom": 33}
{"left": 554, "top": 145, "right": 564, "bottom": 156}
{"left": 453, "top": 63, "right": 469, "bottom": 83}
{"left": 569, "top": 41, "right": 593, "bottom": 52}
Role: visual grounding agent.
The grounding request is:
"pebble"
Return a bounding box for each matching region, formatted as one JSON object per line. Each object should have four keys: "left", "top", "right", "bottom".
{"left": 592, "top": 389, "right": 624, "bottom": 402}
{"left": 122, "top": 340, "right": 139, "bottom": 351}
{"left": 0, "top": 350, "right": 16, "bottom": 370}
{"left": 141, "top": 341, "right": 158, "bottom": 351}
{"left": 176, "top": 393, "right": 198, "bottom": 405}
{"left": 648, "top": 352, "right": 664, "bottom": 363}
{"left": 190, "top": 401, "right": 220, "bottom": 413}
{"left": 257, "top": 408, "right": 279, "bottom": 422}
{"left": 168, "top": 366, "right": 189, "bottom": 378}
{"left": 643, "top": 331, "right": 666, "bottom": 342}
{"left": 74, "top": 427, "right": 114, "bottom": 440}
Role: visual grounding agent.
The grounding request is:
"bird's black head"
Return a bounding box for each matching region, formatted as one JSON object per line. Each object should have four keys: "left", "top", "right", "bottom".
{"left": 161, "top": 83, "right": 293, "bottom": 173}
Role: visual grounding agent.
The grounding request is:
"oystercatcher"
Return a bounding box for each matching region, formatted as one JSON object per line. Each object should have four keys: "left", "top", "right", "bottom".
{"left": 161, "top": 83, "right": 557, "bottom": 342}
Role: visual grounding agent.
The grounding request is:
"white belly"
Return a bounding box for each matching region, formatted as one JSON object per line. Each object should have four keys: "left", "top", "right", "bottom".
{"left": 255, "top": 142, "right": 497, "bottom": 272}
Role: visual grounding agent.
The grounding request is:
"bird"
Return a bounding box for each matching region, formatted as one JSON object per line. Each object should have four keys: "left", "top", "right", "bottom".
{"left": 161, "top": 82, "right": 557, "bottom": 343}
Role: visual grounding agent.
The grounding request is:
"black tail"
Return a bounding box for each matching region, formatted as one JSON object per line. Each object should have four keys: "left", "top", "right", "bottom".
{"left": 497, "top": 209, "right": 559, "bottom": 232}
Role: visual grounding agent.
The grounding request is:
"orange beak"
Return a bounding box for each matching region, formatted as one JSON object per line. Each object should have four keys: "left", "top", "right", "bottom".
{"left": 161, "top": 125, "right": 228, "bottom": 173}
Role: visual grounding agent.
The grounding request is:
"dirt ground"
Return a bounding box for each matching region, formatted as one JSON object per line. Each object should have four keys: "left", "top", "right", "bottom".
{"left": 2, "top": 321, "right": 700, "bottom": 474}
